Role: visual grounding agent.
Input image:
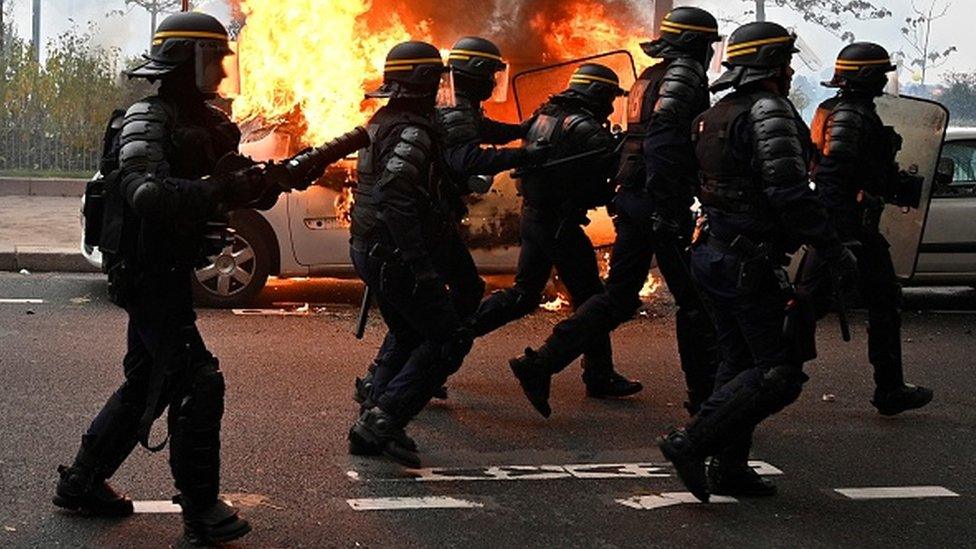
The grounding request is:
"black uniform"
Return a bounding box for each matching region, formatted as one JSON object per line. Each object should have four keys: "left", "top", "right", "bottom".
{"left": 796, "top": 91, "right": 932, "bottom": 412}
{"left": 469, "top": 91, "right": 617, "bottom": 380}
{"left": 535, "top": 56, "right": 718, "bottom": 413}
{"left": 658, "top": 21, "right": 858, "bottom": 503}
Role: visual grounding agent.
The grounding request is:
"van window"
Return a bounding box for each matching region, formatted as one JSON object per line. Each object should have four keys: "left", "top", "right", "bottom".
{"left": 938, "top": 139, "right": 976, "bottom": 197}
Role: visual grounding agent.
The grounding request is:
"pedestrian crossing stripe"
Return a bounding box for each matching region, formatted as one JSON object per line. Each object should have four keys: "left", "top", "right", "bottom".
{"left": 834, "top": 486, "right": 960, "bottom": 500}
{"left": 347, "top": 497, "right": 484, "bottom": 511}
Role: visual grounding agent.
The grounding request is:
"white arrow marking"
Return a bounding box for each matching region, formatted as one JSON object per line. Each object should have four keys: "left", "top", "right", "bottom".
{"left": 346, "top": 496, "right": 484, "bottom": 511}
{"left": 834, "top": 486, "right": 959, "bottom": 500}
{"left": 133, "top": 500, "right": 181, "bottom": 514}
{"left": 616, "top": 492, "right": 738, "bottom": 510}
{"left": 0, "top": 298, "right": 44, "bottom": 304}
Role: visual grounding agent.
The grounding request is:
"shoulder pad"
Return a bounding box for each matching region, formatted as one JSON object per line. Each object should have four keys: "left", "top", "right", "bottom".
{"left": 654, "top": 58, "right": 708, "bottom": 120}
{"left": 383, "top": 125, "right": 432, "bottom": 181}
{"left": 748, "top": 94, "right": 807, "bottom": 187}
{"left": 823, "top": 100, "right": 870, "bottom": 159}
{"left": 563, "top": 114, "right": 610, "bottom": 150}
{"left": 118, "top": 99, "right": 171, "bottom": 170}
{"left": 437, "top": 106, "right": 479, "bottom": 146}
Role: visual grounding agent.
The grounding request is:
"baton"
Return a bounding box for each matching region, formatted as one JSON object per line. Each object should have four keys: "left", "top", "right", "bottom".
{"left": 355, "top": 285, "right": 372, "bottom": 339}
{"left": 830, "top": 269, "right": 852, "bottom": 342}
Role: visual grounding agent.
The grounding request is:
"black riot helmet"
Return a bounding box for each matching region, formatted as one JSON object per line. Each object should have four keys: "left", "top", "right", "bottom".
{"left": 711, "top": 21, "right": 800, "bottom": 92}
{"left": 127, "top": 12, "right": 231, "bottom": 95}
{"left": 567, "top": 63, "right": 626, "bottom": 106}
{"left": 642, "top": 7, "right": 721, "bottom": 61}
{"left": 824, "top": 42, "right": 895, "bottom": 94}
{"left": 367, "top": 41, "right": 447, "bottom": 99}
{"left": 448, "top": 36, "right": 507, "bottom": 101}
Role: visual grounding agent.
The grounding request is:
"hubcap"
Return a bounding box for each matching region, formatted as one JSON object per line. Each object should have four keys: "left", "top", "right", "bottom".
{"left": 195, "top": 234, "right": 256, "bottom": 297}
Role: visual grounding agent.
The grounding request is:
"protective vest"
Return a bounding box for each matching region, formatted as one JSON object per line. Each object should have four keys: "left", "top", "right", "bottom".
{"left": 518, "top": 99, "right": 614, "bottom": 213}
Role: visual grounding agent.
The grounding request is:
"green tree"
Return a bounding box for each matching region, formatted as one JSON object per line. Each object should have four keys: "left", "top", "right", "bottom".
{"left": 744, "top": 0, "right": 891, "bottom": 42}
{"left": 939, "top": 72, "right": 976, "bottom": 126}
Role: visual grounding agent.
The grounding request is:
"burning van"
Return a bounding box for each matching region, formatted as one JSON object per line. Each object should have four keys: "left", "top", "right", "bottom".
{"left": 156, "top": 0, "right": 653, "bottom": 306}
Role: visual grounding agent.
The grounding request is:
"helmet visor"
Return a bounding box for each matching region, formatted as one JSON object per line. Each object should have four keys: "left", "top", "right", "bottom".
{"left": 490, "top": 63, "right": 510, "bottom": 103}
{"left": 195, "top": 40, "right": 232, "bottom": 95}
{"left": 436, "top": 70, "right": 457, "bottom": 108}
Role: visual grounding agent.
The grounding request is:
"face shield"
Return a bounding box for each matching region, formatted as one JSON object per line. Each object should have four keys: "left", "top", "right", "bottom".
{"left": 490, "top": 62, "right": 510, "bottom": 103}
{"left": 435, "top": 69, "right": 457, "bottom": 108}
{"left": 195, "top": 40, "right": 232, "bottom": 95}
{"left": 789, "top": 31, "right": 823, "bottom": 72}
{"left": 216, "top": 40, "right": 240, "bottom": 98}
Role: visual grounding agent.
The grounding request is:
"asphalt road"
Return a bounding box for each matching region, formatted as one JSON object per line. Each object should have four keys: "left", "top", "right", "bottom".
{"left": 0, "top": 272, "right": 974, "bottom": 548}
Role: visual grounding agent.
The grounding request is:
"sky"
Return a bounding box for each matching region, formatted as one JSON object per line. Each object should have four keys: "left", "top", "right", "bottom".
{"left": 6, "top": 0, "right": 975, "bottom": 85}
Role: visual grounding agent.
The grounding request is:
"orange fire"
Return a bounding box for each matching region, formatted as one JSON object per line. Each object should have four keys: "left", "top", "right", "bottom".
{"left": 530, "top": 1, "right": 649, "bottom": 64}
{"left": 232, "top": 0, "right": 426, "bottom": 146}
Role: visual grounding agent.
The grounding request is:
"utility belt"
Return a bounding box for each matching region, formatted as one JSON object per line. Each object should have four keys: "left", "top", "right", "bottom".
{"left": 695, "top": 225, "right": 791, "bottom": 295}
{"left": 699, "top": 178, "right": 764, "bottom": 214}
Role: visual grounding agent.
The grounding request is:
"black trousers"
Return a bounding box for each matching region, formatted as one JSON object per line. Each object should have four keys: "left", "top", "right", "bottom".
{"left": 795, "top": 232, "right": 905, "bottom": 393}
{"left": 540, "top": 189, "right": 718, "bottom": 407}
{"left": 470, "top": 205, "right": 613, "bottom": 379}
{"left": 366, "top": 226, "right": 485, "bottom": 400}
{"left": 352, "top": 244, "right": 471, "bottom": 421}
{"left": 686, "top": 242, "right": 808, "bottom": 465}
{"left": 79, "top": 272, "right": 224, "bottom": 506}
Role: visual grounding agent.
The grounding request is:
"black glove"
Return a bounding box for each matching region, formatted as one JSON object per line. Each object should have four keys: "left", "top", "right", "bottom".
{"left": 519, "top": 116, "right": 536, "bottom": 136}
{"left": 466, "top": 175, "right": 494, "bottom": 194}
{"left": 213, "top": 167, "right": 270, "bottom": 208}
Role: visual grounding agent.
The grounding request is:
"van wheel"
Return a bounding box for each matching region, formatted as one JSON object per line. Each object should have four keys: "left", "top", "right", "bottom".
{"left": 192, "top": 213, "right": 273, "bottom": 308}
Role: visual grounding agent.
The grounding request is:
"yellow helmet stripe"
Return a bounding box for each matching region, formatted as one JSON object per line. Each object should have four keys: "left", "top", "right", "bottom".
{"left": 726, "top": 35, "right": 793, "bottom": 53}
{"left": 385, "top": 57, "right": 444, "bottom": 66}
{"left": 153, "top": 30, "right": 227, "bottom": 41}
{"left": 660, "top": 20, "right": 719, "bottom": 34}
{"left": 449, "top": 49, "right": 503, "bottom": 62}
{"left": 384, "top": 66, "right": 416, "bottom": 72}
{"left": 835, "top": 58, "right": 892, "bottom": 67}
{"left": 570, "top": 74, "right": 619, "bottom": 86}
{"left": 726, "top": 47, "right": 759, "bottom": 58}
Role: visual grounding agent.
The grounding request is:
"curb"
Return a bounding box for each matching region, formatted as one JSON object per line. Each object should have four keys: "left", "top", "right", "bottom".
{"left": 0, "top": 177, "right": 87, "bottom": 197}
{"left": 0, "top": 245, "right": 100, "bottom": 273}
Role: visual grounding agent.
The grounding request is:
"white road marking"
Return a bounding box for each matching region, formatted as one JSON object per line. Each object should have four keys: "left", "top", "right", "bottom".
{"left": 351, "top": 460, "right": 783, "bottom": 483}
{"left": 749, "top": 460, "right": 784, "bottom": 476}
{"left": 133, "top": 500, "right": 181, "bottom": 514}
{"left": 616, "top": 492, "right": 737, "bottom": 510}
{"left": 346, "top": 496, "right": 484, "bottom": 511}
{"left": 834, "top": 486, "right": 960, "bottom": 500}
{"left": 0, "top": 298, "right": 44, "bottom": 304}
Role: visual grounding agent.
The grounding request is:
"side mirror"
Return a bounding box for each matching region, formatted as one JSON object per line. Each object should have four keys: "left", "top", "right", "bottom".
{"left": 936, "top": 157, "right": 955, "bottom": 189}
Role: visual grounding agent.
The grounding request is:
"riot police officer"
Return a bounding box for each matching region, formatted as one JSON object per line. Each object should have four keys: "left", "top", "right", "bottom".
{"left": 353, "top": 36, "right": 541, "bottom": 410}
{"left": 796, "top": 42, "right": 933, "bottom": 415}
{"left": 348, "top": 41, "right": 474, "bottom": 468}
{"left": 51, "top": 12, "right": 341, "bottom": 546}
{"left": 469, "top": 64, "right": 638, "bottom": 417}
{"left": 658, "top": 22, "right": 858, "bottom": 502}
{"left": 514, "top": 6, "right": 722, "bottom": 416}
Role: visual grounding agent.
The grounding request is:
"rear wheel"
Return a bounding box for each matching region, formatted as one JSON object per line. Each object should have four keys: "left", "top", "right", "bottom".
{"left": 192, "top": 212, "right": 274, "bottom": 308}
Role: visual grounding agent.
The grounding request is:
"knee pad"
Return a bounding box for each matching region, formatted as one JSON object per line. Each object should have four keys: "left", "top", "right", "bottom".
{"left": 174, "top": 359, "right": 225, "bottom": 427}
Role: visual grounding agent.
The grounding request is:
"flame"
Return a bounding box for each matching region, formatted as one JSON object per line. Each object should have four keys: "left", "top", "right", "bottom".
{"left": 530, "top": 1, "right": 648, "bottom": 63}
{"left": 540, "top": 293, "right": 571, "bottom": 312}
{"left": 232, "top": 0, "right": 426, "bottom": 146}
{"left": 639, "top": 272, "right": 660, "bottom": 299}
{"left": 334, "top": 187, "right": 355, "bottom": 227}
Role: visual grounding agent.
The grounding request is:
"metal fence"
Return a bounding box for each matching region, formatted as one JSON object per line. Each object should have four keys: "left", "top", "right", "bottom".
{"left": 0, "top": 119, "right": 100, "bottom": 174}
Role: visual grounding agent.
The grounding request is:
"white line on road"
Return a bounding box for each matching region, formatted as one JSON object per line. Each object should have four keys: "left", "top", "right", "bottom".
{"left": 834, "top": 486, "right": 960, "bottom": 500}
{"left": 346, "top": 496, "right": 484, "bottom": 511}
{"left": 133, "top": 500, "right": 181, "bottom": 514}
{"left": 349, "top": 461, "right": 782, "bottom": 483}
{"left": 616, "top": 492, "right": 738, "bottom": 510}
{"left": 0, "top": 298, "right": 44, "bottom": 304}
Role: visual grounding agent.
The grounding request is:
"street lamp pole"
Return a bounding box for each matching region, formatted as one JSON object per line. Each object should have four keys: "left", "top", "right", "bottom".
{"left": 182, "top": 0, "right": 189, "bottom": 11}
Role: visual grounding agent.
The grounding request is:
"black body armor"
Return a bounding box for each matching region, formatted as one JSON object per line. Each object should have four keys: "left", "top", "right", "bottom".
{"left": 518, "top": 96, "right": 615, "bottom": 213}
{"left": 618, "top": 57, "right": 709, "bottom": 207}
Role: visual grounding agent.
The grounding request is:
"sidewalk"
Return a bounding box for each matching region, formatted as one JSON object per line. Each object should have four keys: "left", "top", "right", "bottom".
{"left": 0, "top": 195, "right": 98, "bottom": 272}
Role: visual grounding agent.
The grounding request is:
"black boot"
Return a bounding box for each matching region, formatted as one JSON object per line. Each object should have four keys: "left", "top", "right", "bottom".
{"left": 707, "top": 457, "right": 776, "bottom": 497}
{"left": 351, "top": 407, "right": 421, "bottom": 468}
{"left": 353, "top": 374, "right": 373, "bottom": 406}
{"left": 509, "top": 348, "right": 554, "bottom": 418}
{"left": 175, "top": 496, "right": 251, "bottom": 547}
{"left": 585, "top": 371, "right": 643, "bottom": 399}
{"left": 432, "top": 386, "right": 449, "bottom": 400}
{"left": 53, "top": 465, "right": 134, "bottom": 517}
{"left": 659, "top": 429, "right": 709, "bottom": 503}
{"left": 348, "top": 409, "right": 418, "bottom": 457}
{"left": 872, "top": 384, "right": 934, "bottom": 416}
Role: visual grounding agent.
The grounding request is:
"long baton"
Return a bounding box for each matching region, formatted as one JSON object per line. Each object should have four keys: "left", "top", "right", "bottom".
{"left": 355, "top": 285, "right": 372, "bottom": 339}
